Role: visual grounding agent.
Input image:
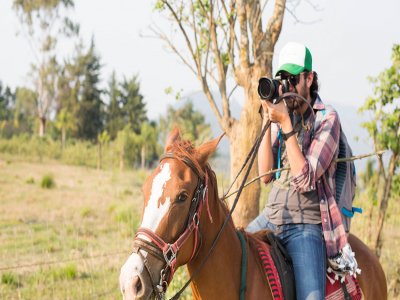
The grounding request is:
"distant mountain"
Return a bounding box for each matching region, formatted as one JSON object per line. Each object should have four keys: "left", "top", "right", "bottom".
{"left": 175, "top": 92, "right": 372, "bottom": 173}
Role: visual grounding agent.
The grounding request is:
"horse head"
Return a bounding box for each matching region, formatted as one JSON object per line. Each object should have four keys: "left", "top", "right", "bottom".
{"left": 120, "top": 128, "right": 224, "bottom": 300}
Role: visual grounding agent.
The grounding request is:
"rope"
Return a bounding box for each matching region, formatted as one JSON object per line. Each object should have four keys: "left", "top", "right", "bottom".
{"left": 222, "top": 150, "right": 385, "bottom": 200}
{"left": 0, "top": 251, "right": 127, "bottom": 271}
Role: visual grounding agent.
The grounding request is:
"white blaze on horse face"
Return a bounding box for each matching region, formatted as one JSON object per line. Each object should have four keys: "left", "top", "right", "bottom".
{"left": 140, "top": 163, "right": 172, "bottom": 236}
{"left": 119, "top": 253, "right": 145, "bottom": 296}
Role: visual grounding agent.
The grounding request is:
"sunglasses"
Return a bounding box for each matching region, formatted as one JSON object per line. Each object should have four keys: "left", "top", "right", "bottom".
{"left": 277, "top": 72, "right": 307, "bottom": 86}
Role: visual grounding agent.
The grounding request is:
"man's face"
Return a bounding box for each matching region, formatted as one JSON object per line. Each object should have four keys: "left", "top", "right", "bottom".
{"left": 278, "top": 72, "right": 312, "bottom": 111}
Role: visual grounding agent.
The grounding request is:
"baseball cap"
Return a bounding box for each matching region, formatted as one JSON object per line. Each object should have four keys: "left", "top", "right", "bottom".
{"left": 275, "top": 42, "right": 312, "bottom": 76}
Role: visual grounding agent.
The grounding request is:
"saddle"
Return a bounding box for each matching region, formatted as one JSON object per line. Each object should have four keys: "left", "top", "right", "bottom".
{"left": 254, "top": 232, "right": 362, "bottom": 300}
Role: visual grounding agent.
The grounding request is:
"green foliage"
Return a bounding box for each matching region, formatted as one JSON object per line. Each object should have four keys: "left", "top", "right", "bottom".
{"left": 76, "top": 40, "right": 104, "bottom": 141}
{"left": 165, "top": 268, "right": 192, "bottom": 299}
{"left": 119, "top": 75, "right": 148, "bottom": 134}
{"left": 105, "top": 72, "right": 124, "bottom": 139}
{"left": 55, "top": 108, "right": 76, "bottom": 147}
{"left": 97, "top": 130, "right": 110, "bottom": 145}
{"left": 50, "top": 263, "right": 78, "bottom": 281}
{"left": 1, "top": 272, "right": 20, "bottom": 287}
{"left": 159, "top": 101, "right": 212, "bottom": 146}
{"left": 26, "top": 177, "right": 35, "bottom": 184}
{"left": 360, "top": 44, "right": 400, "bottom": 157}
{"left": 41, "top": 174, "right": 55, "bottom": 189}
{"left": 0, "top": 82, "right": 14, "bottom": 121}
{"left": 80, "top": 207, "right": 95, "bottom": 218}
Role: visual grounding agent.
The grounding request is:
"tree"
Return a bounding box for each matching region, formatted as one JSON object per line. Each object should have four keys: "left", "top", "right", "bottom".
{"left": 120, "top": 75, "right": 147, "bottom": 135}
{"left": 360, "top": 44, "right": 400, "bottom": 258}
{"left": 0, "top": 82, "right": 15, "bottom": 137}
{"left": 54, "top": 108, "right": 75, "bottom": 149}
{"left": 97, "top": 130, "right": 110, "bottom": 169}
{"left": 135, "top": 122, "right": 160, "bottom": 169}
{"left": 105, "top": 72, "right": 124, "bottom": 140}
{"left": 153, "top": 0, "right": 287, "bottom": 226}
{"left": 14, "top": 87, "right": 37, "bottom": 134}
{"left": 0, "top": 82, "right": 14, "bottom": 121}
{"left": 75, "top": 40, "right": 104, "bottom": 141}
{"left": 13, "top": 0, "right": 78, "bottom": 137}
{"left": 159, "top": 101, "right": 212, "bottom": 146}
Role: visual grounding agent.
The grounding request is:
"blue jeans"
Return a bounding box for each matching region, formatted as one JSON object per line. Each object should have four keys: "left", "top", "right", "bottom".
{"left": 247, "top": 214, "right": 326, "bottom": 300}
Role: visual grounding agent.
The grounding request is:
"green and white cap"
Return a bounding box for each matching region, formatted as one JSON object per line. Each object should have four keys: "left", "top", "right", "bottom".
{"left": 275, "top": 42, "right": 312, "bottom": 76}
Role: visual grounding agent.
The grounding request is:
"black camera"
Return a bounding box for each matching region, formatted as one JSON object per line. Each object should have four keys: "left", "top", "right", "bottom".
{"left": 257, "top": 77, "right": 289, "bottom": 102}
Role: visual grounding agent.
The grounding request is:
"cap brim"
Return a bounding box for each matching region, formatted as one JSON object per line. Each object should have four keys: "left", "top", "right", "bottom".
{"left": 275, "top": 63, "right": 305, "bottom": 76}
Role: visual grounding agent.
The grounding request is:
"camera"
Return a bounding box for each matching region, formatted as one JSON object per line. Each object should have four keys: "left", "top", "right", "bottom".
{"left": 257, "top": 77, "right": 289, "bottom": 102}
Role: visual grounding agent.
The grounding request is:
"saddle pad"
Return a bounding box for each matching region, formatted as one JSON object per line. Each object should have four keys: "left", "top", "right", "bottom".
{"left": 256, "top": 241, "right": 284, "bottom": 299}
{"left": 326, "top": 273, "right": 362, "bottom": 300}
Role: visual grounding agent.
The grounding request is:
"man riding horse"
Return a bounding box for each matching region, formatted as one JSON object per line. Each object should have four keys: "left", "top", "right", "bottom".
{"left": 247, "top": 42, "right": 359, "bottom": 299}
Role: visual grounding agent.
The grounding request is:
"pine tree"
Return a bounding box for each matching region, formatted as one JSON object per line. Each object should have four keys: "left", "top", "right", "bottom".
{"left": 120, "top": 75, "right": 147, "bottom": 134}
{"left": 76, "top": 40, "right": 104, "bottom": 141}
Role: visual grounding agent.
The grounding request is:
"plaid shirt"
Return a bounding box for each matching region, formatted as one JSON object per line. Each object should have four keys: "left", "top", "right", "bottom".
{"left": 269, "top": 95, "right": 348, "bottom": 257}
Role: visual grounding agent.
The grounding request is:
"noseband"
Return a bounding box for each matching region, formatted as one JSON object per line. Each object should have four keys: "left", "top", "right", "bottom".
{"left": 132, "top": 152, "right": 208, "bottom": 299}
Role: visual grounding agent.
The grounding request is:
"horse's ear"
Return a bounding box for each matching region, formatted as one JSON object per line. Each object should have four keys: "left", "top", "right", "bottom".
{"left": 165, "top": 127, "right": 181, "bottom": 151}
{"left": 197, "top": 133, "right": 225, "bottom": 166}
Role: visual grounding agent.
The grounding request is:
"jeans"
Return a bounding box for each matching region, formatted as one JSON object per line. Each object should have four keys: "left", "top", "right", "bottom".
{"left": 247, "top": 213, "right": 326, "bottom": 300}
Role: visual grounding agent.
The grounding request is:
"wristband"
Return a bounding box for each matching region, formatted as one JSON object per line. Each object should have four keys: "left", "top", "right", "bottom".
{"left": 282, "top": 130, "right": 296, "bottom": 141}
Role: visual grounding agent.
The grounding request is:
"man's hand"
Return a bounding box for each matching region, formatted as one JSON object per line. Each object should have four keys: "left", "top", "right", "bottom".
{"left": 264, "top": 101, "right": 291, "bottom": 130}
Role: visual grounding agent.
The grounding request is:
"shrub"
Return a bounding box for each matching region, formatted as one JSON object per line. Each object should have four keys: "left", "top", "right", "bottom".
{"left": 41, "top": 174, "right": 55, "bottom": 189}
{"left": 26, "top": 177, "right": 35, "bottom": 184}
{"left": 51, "top": 264, "right": 78, "bottom": 280}
{"left": 1, "top": 272, "right": 20, "bottom": 287}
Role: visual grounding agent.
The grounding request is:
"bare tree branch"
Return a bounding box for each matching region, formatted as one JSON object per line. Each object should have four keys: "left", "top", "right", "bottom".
{"left": 149, "top": 25, "right": 197, "bottom": 76}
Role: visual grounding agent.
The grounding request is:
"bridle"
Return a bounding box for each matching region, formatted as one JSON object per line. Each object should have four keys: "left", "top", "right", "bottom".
{"left": 132, "top": 152, "right": 209, "bottom": 300}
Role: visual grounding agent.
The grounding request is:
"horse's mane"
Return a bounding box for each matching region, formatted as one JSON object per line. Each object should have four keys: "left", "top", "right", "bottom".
{"left": 165, "top": 139, "right": 205, "bottom": 178}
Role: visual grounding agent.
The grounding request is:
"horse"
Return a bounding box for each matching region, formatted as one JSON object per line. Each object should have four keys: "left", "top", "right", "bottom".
{"left": 119, "top": 129, "right": 387, "bottom": 300}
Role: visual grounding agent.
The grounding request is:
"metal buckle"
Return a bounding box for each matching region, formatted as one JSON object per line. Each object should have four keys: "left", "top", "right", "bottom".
{"left": 202, "top": 185, "right": 208, "bottom": 201}
{"left": 163, "top": 244, "right": 177, "bottom": 266}
{"left": 193, "top": 213, "right": 200, "bottom": 226}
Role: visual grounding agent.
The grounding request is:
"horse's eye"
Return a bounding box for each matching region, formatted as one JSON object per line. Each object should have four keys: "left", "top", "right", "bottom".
{"left": 177, "top": 193, "right": 188, "bottom": 203}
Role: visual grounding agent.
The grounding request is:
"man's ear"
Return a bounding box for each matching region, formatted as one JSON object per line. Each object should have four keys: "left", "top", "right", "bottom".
{"left": 306, "top": 71, "right": 314, "bottom": 88}
{"left": 165, "top": 127, "right": 181, "bottom": 152}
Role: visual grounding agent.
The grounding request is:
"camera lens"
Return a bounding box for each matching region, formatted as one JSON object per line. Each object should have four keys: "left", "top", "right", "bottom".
{"left": 258, "top": 77, "right": 280, "bottom": 101}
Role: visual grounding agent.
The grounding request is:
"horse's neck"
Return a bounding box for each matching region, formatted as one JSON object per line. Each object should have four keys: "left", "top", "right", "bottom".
{"left": 187, "top": 183, "right": 242, "bottom": 299}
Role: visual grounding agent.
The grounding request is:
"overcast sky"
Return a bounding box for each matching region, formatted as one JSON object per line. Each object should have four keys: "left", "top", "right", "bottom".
{"left": 1, "top": 0, "right": 399, "bottom": 120}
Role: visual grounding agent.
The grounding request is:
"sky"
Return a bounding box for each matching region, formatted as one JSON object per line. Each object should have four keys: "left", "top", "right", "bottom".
{"left": 0, "top": 0, "right": 399, "bottom": 121}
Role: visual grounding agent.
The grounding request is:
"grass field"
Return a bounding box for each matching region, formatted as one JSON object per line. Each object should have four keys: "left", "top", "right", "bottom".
{"left": 0, "top": 154, "right": 399, "bottom": 299}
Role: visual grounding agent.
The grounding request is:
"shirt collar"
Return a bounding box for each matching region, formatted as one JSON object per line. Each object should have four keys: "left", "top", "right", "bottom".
{"left": 313, "top": 94, "right": 325, "bottom": 111}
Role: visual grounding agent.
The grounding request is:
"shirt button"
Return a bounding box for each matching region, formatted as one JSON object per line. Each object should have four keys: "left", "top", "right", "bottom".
{"left": 324, "top": 218, "right": 328, "bottom": 223}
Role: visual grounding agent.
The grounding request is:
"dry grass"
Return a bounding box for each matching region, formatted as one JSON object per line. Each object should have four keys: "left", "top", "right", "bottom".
{"left": 0, "top": 154, "right": 146, "bottom": 299}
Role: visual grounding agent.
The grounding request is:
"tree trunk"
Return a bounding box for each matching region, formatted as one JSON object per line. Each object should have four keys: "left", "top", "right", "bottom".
{"left": 374, "top": 154, "right": 398, "bottom": 258}
{"left": 61, "top": 128, "right": 66, "bottom": 150}
{"left": 119, "top": 150, "right": 124, "bottom": 171}
{"left": 97, "top": 143, "right": 102, "bottom": 170}
{"left": 39, "top": 117, "right": 46, "bottom": 137}
{"left": 141, "top": 145, "right": 146, "bottom": 169}
{"left": 227, "top": 76, "right": 264, "bottom": 228}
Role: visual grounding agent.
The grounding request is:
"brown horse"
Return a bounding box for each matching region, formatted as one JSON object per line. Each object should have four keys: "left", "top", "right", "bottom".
{"left": 120, "top": 129, "right": 387, "bottom": 300}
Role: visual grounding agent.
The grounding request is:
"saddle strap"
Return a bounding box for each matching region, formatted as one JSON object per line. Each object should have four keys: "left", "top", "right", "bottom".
{"left": 236, "top": 231, "right": 247, "bottom": 300}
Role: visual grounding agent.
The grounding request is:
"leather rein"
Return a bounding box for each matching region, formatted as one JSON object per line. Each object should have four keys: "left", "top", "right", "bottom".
{"left": 132, "top": 152, "right": 209, "bottom": 300}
